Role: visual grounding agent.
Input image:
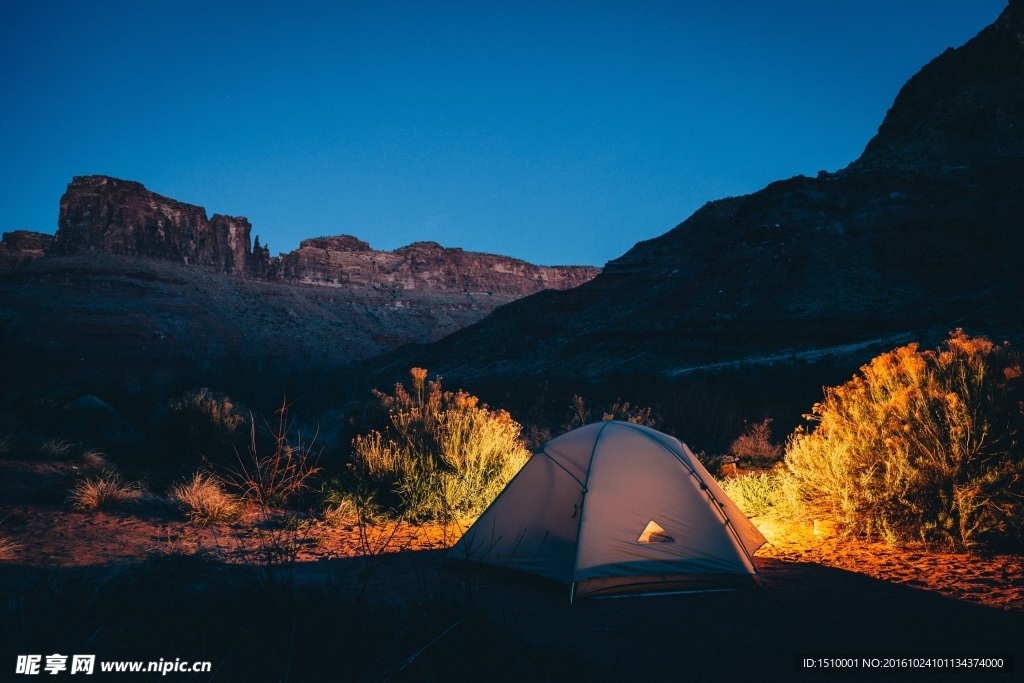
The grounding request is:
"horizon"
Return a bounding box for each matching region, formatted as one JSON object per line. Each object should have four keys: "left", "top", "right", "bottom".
{"left": 0, "top": 0, "right": 1008, "bottom": 267}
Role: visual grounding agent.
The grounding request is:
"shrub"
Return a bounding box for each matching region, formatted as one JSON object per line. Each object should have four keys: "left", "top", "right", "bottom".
{"left": 719, "top": 470, "right": 792, "bottom": 519}
{"left": 729, "top": 418, "right": 783, "bottom": 464}
{"left": 784, "top": 331, "right": 1024, "bottom": 549}
{"left": 563, "top": 394, "right": 659, "bottom": 431}
{"left": 162, "top": 388, "right": 246, "bottom": 460}
{"left": 170, "top": 473, "right": 240, "bottom": 526}
{"left": 68, "top": 473, "right": 143, "bottom": 511}
{"left": 220, "top": 400, "right": 321, "bottom": 510}
{"left": 351, "top": 369, "right": 530, "bottom": 521}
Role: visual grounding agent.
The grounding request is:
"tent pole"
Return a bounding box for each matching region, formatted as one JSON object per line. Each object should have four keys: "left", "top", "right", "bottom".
{"left": 628, "top": 424, "right": 767, "bottom": 587}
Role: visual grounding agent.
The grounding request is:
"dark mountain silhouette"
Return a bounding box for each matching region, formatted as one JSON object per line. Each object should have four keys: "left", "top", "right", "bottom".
{"left": 375, "top": 0, "right": 1024, "bottom": 387}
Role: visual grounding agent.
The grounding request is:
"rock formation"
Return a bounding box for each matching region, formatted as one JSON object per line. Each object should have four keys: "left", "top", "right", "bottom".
{"left": 52, "top": 176, "right": 256, "bottom": 274}
{"left": 278, "top": 236, "right": 598, "bottom": 294}
{"left": 47, "top": 175, "right": 599, "bottom": 299}
{"left": 0, "top": 231, "right": 53, "bottom": 270}
{"left": 0, "top": 177, "right": 599, "bottom": 390}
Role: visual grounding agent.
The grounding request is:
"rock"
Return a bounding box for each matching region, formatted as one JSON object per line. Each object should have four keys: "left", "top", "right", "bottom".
{"left": 48, "top": 176, "right": 600, "bottom": 299}
{"left": 277, "top": 234, "right": 598, "bottom": 297}
{"left": 0, "top": 178, "right": 599, "bottom": 388}
{"left": 52, "top": 176, "right": 257, "bottom": 274}
{"left": 0, "top": 230, "right": 53, "bottom": 270}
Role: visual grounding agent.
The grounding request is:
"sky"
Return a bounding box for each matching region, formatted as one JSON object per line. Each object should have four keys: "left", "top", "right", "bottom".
{"left": 0, "top": 1, "right": 1008, "bottom": 267}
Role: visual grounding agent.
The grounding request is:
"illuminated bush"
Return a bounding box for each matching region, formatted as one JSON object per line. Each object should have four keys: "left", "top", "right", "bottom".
{"left": 720, "top": 470, "right": 793, "bottom": 520}
{"left": 352, "top": 369, "right": 530, "bottom": 521}
{"left": 785, "top": 331, "right": 1024, "bottom": 549}
{"left": 170, "top": 472, "right": 240, "bottom": 526}
{"left": 68, "top": 473, "right": 143, "bottom": 511}
{"left": 728, "top": 418, "right": 783, "bottom": 464}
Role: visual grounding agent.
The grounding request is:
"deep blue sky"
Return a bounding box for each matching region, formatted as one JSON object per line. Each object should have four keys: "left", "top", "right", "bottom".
{"left": 0, "top": 1, "right": 1008, "bottom": 266}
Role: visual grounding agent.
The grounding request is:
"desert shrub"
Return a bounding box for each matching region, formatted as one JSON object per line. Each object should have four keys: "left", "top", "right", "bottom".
{"left": 220, "top": 400, "right": 321, "bottom": 510}
{"left": 351, "top": 369, "right": 530, "bottom": 521}
{"left": 68, "top": 473, "right": 143, "bottom": 511}
{"left": 729, "top": 418, "right": 783, "bottom": 464}
{"left": 784, "top": 331, "right": 1024, "bottom": 549}
{"left": 563, "top": 394, "right": 659, "bottom": 431}
{"left": 170, "top": 472, "right": 240, "bottom": 526}
{"left": 161, "top": 388, "right": 247, "bottom": 460}
{"left": 719, "top": 470, "right": 792, "bottom": 519}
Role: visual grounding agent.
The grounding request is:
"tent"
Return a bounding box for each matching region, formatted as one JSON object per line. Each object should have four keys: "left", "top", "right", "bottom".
{"left": 450, "top": 421, "right": 767, "bottom": 600}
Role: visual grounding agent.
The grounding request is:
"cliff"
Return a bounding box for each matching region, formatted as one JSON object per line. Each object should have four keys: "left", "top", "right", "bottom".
{"left": 52, "top": 176, "right": 256, "bottom": 274}
{"left": 48, "top": 175, "right": 599, "bottom": 299}
{"left": 0, "top": 231, "right": 53, "bottom": 271}
{"left": 0, "top": 177, "right": 599, "bottom": 389}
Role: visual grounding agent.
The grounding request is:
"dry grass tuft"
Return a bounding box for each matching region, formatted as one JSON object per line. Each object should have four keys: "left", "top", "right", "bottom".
{"left": 0, "top": 536, "right": 19, "bottom": 561}
{"left": 170, "top": 473, "right": 240, "bottom": 526}
{"left": 81, "top": 449, "right": 111, "bottom": 470}
{"left": 68, "top": 473, "right": 143, "bottom": 511}
{"left": 0, "top": 516, "right": 19, "bottom": 561}
{"left": 40, "top": 437, "right": 75, "bottom": 459}
{"left": 320, "top": 497, "right": 360, "bottom": 528}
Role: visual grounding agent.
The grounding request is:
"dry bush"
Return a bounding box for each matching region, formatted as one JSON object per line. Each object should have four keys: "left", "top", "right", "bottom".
{"left": 564, "top": 394, "right": 659, "bottom": 431}
{"left": 221, "top": 401, "right": 321, "bottom": 509}
{"left": 785, "top": 331, "right": 1024, "bottom": 549}
{"left": 170, "top": 473, "right": 240, "bottom": 526}
{"left": 351, "top": 368, "right": 530, "bottom": 521}
{"left": 68, "top": 473, "right": 143, "bottom": 511}
{"left": 729, "top": 418, "right": 783, "bottom": 464}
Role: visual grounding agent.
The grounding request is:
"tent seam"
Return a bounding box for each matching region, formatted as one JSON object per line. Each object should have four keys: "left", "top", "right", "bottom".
{"left": 568, "top": 421, "right": 611, "bottom": 602}
{"left": 619, "top": 422, "right": 766, "bottom": 586}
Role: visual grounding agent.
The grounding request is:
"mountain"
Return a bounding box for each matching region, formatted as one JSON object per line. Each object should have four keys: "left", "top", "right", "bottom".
{"left": 375, "top": 1, "right": 1024, "bottom": 387}
{"left": 0, "top": 178, "right": 598, "bottom": 394}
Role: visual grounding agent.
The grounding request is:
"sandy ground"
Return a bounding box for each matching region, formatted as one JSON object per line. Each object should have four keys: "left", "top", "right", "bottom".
{"left": 2, "top": 458, "right": 1023, "bottom": 680}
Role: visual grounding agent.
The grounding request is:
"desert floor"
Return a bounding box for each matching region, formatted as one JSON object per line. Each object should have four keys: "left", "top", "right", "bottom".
{"left": 2, "top": 459, "right": 1022, "bottom": 681}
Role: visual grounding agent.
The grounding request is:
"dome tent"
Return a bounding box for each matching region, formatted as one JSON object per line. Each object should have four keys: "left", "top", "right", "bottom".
{"left": 451, "top": 421, "right": 766, "bottom": 600}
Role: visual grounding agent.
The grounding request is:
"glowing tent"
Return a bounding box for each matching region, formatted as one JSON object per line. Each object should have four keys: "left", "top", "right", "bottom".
{"left": 451, "top": 421, "right": 766, "bottom": 600}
